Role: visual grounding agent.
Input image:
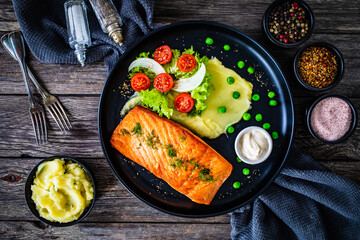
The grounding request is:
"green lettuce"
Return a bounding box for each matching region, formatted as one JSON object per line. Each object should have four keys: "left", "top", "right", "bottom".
{"left": 128, "top": 67, "right": 156, "bottom": 80}
{"left": 140, "top": 89, "right": 173, "bottom": 119}
{"left": 189, "top": 72, "right": 213, "bottom": 116}
{"left": 162, "top": 49, "right": 181, "bottom": 74}
{"left": 131, "top": 47, "right": 213, "bottom": 117}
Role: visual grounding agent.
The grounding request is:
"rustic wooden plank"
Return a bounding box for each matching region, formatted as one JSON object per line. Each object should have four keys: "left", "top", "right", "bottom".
{"left": 153, "top": 0, "right": 360, "bottom": 33}
{"left": 0, "top": 33, "right": 359, "bottom": 97}
{"left": 0, "top": 221, "right": 231, "bottom": 239}
{"left": 0, "top": 95, "right": 359, "bottom": 160}
{"left": 1, "top": 157, "right": 359, "bottom": 223}
{"left": 1, "top": 0, "right": 359, "bottom": 33}
{"left": 0, "top": 158, "right": 230, "bottom": 223}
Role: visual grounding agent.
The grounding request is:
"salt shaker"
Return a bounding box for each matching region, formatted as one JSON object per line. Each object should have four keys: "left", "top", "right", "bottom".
{"left": 89, "top": 0, "right": 123, "bottom": 45}
{"left": 64, "top": 0, "right": 92, "bottom": 66}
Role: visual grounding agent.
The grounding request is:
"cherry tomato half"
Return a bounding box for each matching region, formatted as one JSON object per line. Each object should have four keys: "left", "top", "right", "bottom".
{"left": 177, "top": 54, "right": 197, "bottom": 72}
{"left": 174, "top": 93, "right": 195, "bottom": 113}
{"left": 154, "top": 45, "right": 172, "bottom": 64}
{"left": 153, "top": 73, "right": 174, "bottom": 92}
{"left": 131, "top": 73, "right": 150, "bottom": 92}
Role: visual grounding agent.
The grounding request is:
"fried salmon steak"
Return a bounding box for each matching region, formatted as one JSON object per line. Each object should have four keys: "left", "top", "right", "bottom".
{"left": 110, "top": 106, "right": 233, "bottom": 205}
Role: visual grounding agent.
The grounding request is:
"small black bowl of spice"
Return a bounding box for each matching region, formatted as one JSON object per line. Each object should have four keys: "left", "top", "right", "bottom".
{"left": 306, "top": 93, "right": 357, "bottom": 144}
{"left": 262, "top": 0, "right": 314, "bottom": 47}
{"left": 294, "top": 41, "right": 344, "bottom": 91}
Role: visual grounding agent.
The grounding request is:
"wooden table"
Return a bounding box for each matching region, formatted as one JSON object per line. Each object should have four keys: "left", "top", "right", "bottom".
{"left": 1, "top": 0, "right": 359, "bottom": 238}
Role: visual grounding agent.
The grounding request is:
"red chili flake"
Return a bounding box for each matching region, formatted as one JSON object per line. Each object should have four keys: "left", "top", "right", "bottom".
{"left": 297, "top": 46, "right": 338, "bottom": 88}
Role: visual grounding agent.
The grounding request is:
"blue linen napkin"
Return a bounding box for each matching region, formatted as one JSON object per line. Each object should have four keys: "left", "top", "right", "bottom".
{"left": 12, "top": 0, "right": 156, "bottom": 71}
{"left": 230, "top": 144, "right": 360, "bottom": 240}
{"left": 12, "top": 0, "right": 360, "bottom": 239}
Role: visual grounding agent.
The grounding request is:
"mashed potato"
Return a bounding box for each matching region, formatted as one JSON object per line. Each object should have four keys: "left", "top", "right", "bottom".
{"left": 31, "top": 158, "right": 94, "bottom": 223}
{"left": 170, "top": 58, "right": 253, "bottom": 139}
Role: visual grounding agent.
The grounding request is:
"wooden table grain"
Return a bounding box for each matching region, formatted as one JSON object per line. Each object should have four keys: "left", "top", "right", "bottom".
{"left": 0, "top": 0, "right": 359, "bottom": 239}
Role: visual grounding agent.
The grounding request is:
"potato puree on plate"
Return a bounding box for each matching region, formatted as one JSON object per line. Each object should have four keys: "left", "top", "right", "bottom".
{"left": 170, "top": 58, "right": 253, "bottom": 139}
{"left": 31, "top": 158, "right": 94, "bottom": 223}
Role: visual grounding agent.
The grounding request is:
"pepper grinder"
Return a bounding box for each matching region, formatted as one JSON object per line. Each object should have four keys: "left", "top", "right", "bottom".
{"left": 64, "top": 0, "right": 92, "bottom": 66}
{"left": 89, "top": 0, "right": 124, "bottom": 45}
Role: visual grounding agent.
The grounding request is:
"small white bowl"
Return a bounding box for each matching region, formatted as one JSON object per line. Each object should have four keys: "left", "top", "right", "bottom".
{"left": 234, "top": 126, "right": 273, "bottom": 165}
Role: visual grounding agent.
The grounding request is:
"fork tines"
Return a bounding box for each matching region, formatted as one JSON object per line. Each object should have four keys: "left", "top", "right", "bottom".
{"left": 45, "top": 98, "right": 72, "bottom": 132}
{"left": 30, "top": 107, "right": 48, "bottom": 145}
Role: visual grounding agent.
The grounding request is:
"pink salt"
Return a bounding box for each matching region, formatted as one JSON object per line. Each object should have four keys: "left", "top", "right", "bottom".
{"left": 310, "top": 97, "right": 352, "bottom": 141}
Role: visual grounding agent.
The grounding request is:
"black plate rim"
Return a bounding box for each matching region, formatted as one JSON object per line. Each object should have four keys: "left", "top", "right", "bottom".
{"left": 98, "top": 20, "right": 294, "bottom": 218}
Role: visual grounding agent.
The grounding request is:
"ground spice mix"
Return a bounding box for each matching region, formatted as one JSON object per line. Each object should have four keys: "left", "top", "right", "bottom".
{"left": 297, "top": 46, "right": 338, "bottom": 88}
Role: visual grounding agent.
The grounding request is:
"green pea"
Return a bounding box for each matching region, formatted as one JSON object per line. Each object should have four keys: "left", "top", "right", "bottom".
{"left": 269, "top": 100, "right": 278, "bottom": 106}
{"left": 255, "top": 114, "right": 263, "bottom": 122}
{"left": 247, "top": 67, "right": 255, "bottom": 74}
{"left": 272, "top": 131, "right": 279, "bottom": 139}
{"left": 268, "top": 91, "right": 276, "bottom": 98}
{"left": 237, "top": 61, "right": 245, "bottom": 69}
{"left": 263, "top": 123, "right": 271, "bottom": 130}
{"left": 236, "top": 157, "right": 242, "bottom": 162}
{"left": 227, "top": 126, "right": 234, "bottom": 133}
{"left": 227, "top": 76, "right": 235, "bottom": 85}
{"left": 233, "top": 181, "right": 241, "bottom": 189}
{"left": 233, "top": 91, "right": 240, "bottom": 99}
{"left": 218, "top": 106, "right": 227, "bottom": 113}
{"left": 205, "top": 37, "right": 214, "bottom": 45}
{"left": 242, "top": 168, "right": 250, "bottom": 175}
{"left": 242, "top": 113, "right": 251, "bottom": 121}
{"left": 223, "top": 44, "right": 230, "bottom": 51}
{"left": 252, "top": 94, "right": 260, "bottom": 101}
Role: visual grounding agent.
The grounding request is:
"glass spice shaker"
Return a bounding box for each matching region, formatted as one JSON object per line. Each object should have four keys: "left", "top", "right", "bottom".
{"left": 89, "top": 0, "right": 124, "bottom": 45}
{"left": 64, "top": 0, "right": 92, "bottom": 66}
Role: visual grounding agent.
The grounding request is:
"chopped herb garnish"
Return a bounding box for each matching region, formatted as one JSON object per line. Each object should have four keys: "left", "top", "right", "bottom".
{"left": 199, "top": 168, "right": 216, "bottom": 182}
{"left": 166, "top": 144, "right": 177, "bottom": 157}
{"left": 179, "top": 134, "right": 187, "bottom": 141}
{"left": 146, "top": 130, "right": 161, "bottom": 149}
{"left": 64, "top": 167, "right": 69, "bottom": 174}
{"left": 131, "top": 122, "right": 143, "bottom": 137}
{"left": 187, "top": 159, "right": 200, "bottom": 170}
{"left": 120, "top": 128, "right": 130, "bottom": 135}
{"left": 171, "top": 158, "right": 187, "bottom": 170}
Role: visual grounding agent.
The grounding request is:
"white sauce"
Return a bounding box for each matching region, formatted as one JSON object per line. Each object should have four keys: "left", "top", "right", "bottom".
{"left": 238, "top": 130, "right": 269, "bottom": 161}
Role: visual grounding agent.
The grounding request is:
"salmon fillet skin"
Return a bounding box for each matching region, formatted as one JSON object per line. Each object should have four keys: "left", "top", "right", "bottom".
{"left": 110, "top": 106, "right": 233, "bottom": 205}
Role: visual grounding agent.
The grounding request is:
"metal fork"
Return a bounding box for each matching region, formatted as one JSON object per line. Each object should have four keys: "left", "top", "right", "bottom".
{"left": 2, "top": 32, "right": 72, "bottom": 133}
{"left": 6, "top": 32, "right": 47, "bottom": 145}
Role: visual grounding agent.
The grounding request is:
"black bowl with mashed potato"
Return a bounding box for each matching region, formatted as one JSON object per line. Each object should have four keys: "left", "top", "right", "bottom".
{"left": 25, "top": 156, "right": 96, "bottom": 227}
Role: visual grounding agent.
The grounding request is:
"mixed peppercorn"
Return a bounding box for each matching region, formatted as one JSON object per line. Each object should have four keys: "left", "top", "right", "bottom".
{"left": 268, "top": 1, "right": 310, "bottom": 44}
{"left": 297, "top": 46, "right": 338, "bottom": 88}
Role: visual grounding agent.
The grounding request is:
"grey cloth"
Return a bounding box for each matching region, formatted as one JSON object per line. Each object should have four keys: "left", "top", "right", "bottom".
{"left": 230, "top": 145, "right": 360, "bottom": 240}
{"left": 12, "top": 0, "right": 360, "bottom": 239}
{"left": 12, "top": 0, "right": 156, "bottom": 71}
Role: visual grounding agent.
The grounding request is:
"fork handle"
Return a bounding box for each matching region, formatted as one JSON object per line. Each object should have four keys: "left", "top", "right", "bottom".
{"left": 19, "top": 62, "right": 37, "bottom": 104}
{"left": 26, "top": 65, "right": 50, "bottom": 99}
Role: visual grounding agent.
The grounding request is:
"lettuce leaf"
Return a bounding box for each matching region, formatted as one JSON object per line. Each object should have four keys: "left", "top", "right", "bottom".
{"left": 136, "top": 52, "right": 151, "bottom": 59}
{"left": 162, "top": 49, "right": 181, "bottom": 74}
{"left": 128, "top": 67, "right": 156, "bottom": 80}
{"left": 189, "top": 72, "right": 213, "bottom": 116}
{"left": 140, "top": 89, "right": 173, "bottom": 119}
{"left": 131, "top": 48, "right": 212, "bottom": 118}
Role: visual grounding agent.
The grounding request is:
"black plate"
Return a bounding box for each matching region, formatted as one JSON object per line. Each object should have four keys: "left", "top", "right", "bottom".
{"left": 98, "top": 21, "right": 294, "bottom": 217}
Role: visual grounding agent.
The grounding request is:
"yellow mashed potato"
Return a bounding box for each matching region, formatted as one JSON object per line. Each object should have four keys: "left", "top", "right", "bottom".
{"left": 170, "top": 58, "right": 253, "bottom": 139}
{"left": 31, "top": 158, "right": 94, "bottom": 223}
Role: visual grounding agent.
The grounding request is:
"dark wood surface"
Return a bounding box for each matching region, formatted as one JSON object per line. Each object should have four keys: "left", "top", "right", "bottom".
{"left": 0, "top": 0, "right": 359, "bottom": 239}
